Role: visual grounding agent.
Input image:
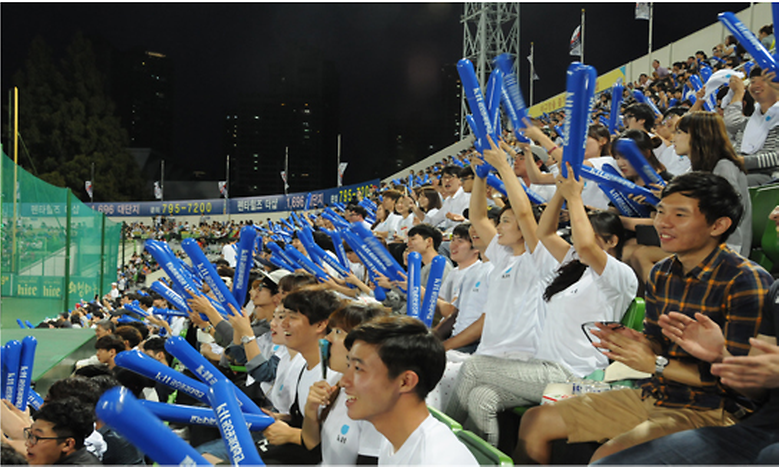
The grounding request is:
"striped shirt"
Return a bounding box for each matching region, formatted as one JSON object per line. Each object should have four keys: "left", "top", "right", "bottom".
{"left": 724, "top": 101, "right": 779, "bottom": 175}
{"left": 641, "top": 243, "right": 773, "bottom": 410}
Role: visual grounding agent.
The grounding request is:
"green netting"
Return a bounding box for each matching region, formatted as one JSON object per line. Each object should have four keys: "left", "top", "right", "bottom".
{"left": 2, "top": 152, "right": 121, "bottom": 325}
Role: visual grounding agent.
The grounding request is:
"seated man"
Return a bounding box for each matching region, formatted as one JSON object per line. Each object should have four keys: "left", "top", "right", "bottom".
{"left": 94, "top": 335, "right": 126, "bottom": 371}
{"left": 411, "top": 166, "right": 471, "bottom": 232}
{"left": 593, "top": 206, "right": 779, "bottom": 465}
{"left": 24, "top": 397, "right": 100, "bottom": 465}
{"left": 341, "top": 315, "right": 478, "bottom": 465}
{"left": 724, "top": 66, "right": 779, "bottom": 185}
{"left": 516, "top": 172, "right": 774, "bottom": 464}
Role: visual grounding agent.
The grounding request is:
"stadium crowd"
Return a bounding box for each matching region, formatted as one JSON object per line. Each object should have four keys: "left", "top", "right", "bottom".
{"left": 4, "top": 22, "right": 779, "bottom": 467}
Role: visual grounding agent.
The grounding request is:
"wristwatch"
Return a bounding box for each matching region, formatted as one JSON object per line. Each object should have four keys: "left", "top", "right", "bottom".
{"left": 240, "top": 335, "right": 254, "bottom": 345}
{"left": 655, "top": 355, "right": 669, "bottom": 376}
{"left": 203, "top": 325, "right": 213, "bottom": 333}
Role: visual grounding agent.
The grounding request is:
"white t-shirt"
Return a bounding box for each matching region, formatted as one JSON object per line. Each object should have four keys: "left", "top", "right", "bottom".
{"left": 296, "top": 362, "right": 341, "bottom": 417}
{"left": 438, "top": 260, "right": 480, "bottom": 304}
{"left": 425, "top": 188, "right": 471, "bottom": 232}
{"left": 378, "top": 415, "right": 477, "bottom": 466}
{"left": 374, "top": 213, "right": 403, "bottom": 241}
{"left": 655, "top": 143, "right": 691, "bottom": 177}
{"left": 581, "top": 156, "right": 620, "bottom": 210}
{"left": 451, "top": 262, "right": 493, "bottom": 337}
{"left": 475, "top": 237, "right": 558, "bottom": 359}
{"left": 394, "top": 213, "right": 416, "bottom": 242}
{"left": 265, "top": 348, "right": 306, "bottom": 415}
{"left": 321, "top": 388, "right": 385, "bottom": 465}
{"left": 221, "top": 243, "right": 237, "bottom": 267}
{"left": 534, "top": 248, "right": 638, "bottom": 378}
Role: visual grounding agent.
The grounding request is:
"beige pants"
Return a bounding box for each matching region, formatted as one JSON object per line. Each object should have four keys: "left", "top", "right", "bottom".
{"left": 554, "top": 388, "right": 737, "bottom": 449}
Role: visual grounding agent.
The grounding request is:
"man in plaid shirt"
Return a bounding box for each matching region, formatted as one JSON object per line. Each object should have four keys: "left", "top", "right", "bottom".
{"left": 516, "top": 172, "right": 774, "bottom": 464}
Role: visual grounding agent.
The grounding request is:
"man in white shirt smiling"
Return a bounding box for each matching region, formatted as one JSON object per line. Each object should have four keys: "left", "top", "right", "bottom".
{"left": 341, "top": 315, "right": 477, "bottom": 465}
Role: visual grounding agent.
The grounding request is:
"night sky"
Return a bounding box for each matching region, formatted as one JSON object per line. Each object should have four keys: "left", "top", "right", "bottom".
{"left": 1, "top": 2, "right": 752, "bottom": 186}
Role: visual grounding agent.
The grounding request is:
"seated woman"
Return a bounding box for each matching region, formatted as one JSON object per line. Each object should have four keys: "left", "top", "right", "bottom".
{"left": 445, "top": 139, "right": 638, "bottom": 447}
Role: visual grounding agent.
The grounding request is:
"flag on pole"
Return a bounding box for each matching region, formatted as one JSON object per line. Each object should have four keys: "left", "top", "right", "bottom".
{"left": 154, "top": 181, "right": 163, "bottom": 200}
{"left": 280, "top": 171, "right": 289, "bottom": 190}
{"left": 635, "top": 3, "right": 650, "bottom": 20}
{"left": 85, "top": 181, "right": 93, "bottom": 200}
{"left": 218, "top": 181, "right": 227, "bottom": 198}
{"left": 338, "top": 162, "right": 348, "bottom": 185}
{"left": 526, "top": 55, "right": 540, "bottom": 80}
{"left": 569, "top": 25, "right": 582, "bottom": 57}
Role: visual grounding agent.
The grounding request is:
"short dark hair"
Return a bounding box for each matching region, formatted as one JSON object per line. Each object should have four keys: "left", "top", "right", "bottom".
{"left": 278, "top": 272, "right": 318, "bottom": 294}
{"left": 662, "top": 105, "right": 688, "bottom": 121}
{"left": 115, "top": 325, "right": 143, "bottom": 349}
{"left": 95, "top": 334, "right": 126, "bottom": 353}
{"left": 282, "top": 288, "right": 343, "bottom": 326}
{"left": 459, "top": 166, "right": 475, "bottom": 179}
{"left": 47, "top": 376, "right": 101, "bottom": 407}
{"left": 408, "top": 224, "right": 443, "bottom": 251}
{"left": 348, "top": 205, "right": 368, "bottom": 219}
{"left": 624, "top": 103, "right": 655, "bottom": 131}
{"left": 122, "top": 321, "right": 149, "bottom": 341}
{"left": 441, "top": 165, "right": 462, "bottom": 178}
{"left": 328, "top": 303, "right": 389, "bottom": 334}
{"left": 32, "top": 397, "right": 95, "bottom": 450}
{"left": 452, "top": 223, "right": 473, "bottom": 244}
{"left": 660, "top": 171, "right": 743, "bottom": 243}
{"left": 345, "top": 315, "right": 445, "bottom": 400}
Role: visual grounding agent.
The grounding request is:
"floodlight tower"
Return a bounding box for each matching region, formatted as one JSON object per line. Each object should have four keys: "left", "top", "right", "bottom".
{"left": 460, "top": 3, "right": 520, "bottom": 140}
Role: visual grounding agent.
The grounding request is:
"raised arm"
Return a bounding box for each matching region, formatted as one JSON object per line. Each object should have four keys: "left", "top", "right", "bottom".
{"left": 483, "top": 135, "right": 540, "bottom": 252}
{"left": 469, "top": 158, "right": 498, "bottom": 244}
{"left": 556, "top": 163, "right": 609, "bottom": 275}
{"left": 536, "top": 178, "right": 571, "bottom": 263}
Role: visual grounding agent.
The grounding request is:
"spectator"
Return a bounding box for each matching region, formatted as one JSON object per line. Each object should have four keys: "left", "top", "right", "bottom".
{"left": 24, "top": 397, "right": 100, "bottom": 465}
{"left": 516, "top": 172, "right": 773, "bottom": 464}
{"left": 341, "top": 315, "right": 478, "bottom": 465}
{"left": 724, "top": 66, "right": 779, "bottom": 185}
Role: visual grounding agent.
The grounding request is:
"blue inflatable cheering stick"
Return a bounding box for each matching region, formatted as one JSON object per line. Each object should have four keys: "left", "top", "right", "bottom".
{"left": 181, "top": 239, "right": 241, "bottom": 316}
{"left": 609, "top": 79, "right": 624, "bottom": 135}
{"left": 613, "top": 138, "right": 666, "bottom": 188}
{"left": 719, "top": 12, "right": 778, "bottom": 79}
{"left": 406, "top": 252, "right": 422, "bottom": 319}
{"left": 206, "top": 379, "right": 265, "bottom": 465}
{"left": 562, "top": 63, "right": 598, "bottom": 181}
{"left": 97, "top": 387, "right": 211, "bottom": 466}
{"left": 232, "top": 226, "right": 258, "bottom": 308}
{"left": 420, "top": 256, "right": 448, "bottom": 328}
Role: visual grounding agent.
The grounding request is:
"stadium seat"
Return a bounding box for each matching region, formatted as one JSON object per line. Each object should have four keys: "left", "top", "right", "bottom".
{"left": 749, "top": 184, "right": 779, "bottom": 270}
{"left": 429, "top": 405, "right": 463, "bottom": 432}
{"left": 456, "top": 429, "right": 514, "bottom": 466}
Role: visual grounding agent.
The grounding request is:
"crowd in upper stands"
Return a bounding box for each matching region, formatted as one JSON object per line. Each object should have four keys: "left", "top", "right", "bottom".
{"left": 4, "top": 22, "right": 779, "bottom": 467}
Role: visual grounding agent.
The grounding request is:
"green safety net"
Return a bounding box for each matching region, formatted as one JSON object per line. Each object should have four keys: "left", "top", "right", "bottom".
{"left": 1, "top": 152, "right": 121, "bottom": 327}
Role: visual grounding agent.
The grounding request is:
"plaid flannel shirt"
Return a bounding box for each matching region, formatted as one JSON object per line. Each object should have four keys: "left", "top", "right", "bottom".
{"left": 641, "top": 244, "right": 773, "bottom": 410}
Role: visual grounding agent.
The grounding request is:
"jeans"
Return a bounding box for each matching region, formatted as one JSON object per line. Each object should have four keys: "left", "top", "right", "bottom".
{"left": 594, "top": 424, "right": 779, "bottom": 465}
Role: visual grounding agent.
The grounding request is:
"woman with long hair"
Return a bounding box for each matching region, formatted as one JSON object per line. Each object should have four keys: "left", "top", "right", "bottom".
{"left": 673, "top": 111, "right": 751, "bottom": 255}
{"left": 612, "top": 129, "right": 672, "bottom": 186}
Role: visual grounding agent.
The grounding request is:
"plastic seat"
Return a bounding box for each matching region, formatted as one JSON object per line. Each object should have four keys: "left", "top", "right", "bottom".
{"left": 429, "top": 405, "right": 463, "bottom": 432}
{"left": 456, "top": 429, "right": 514, "bottom": 466}
{"left": 749, "top": 185, "right": 779, "bottom": 270}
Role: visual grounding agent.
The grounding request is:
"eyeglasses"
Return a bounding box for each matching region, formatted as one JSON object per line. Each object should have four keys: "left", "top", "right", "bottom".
{"left": 581, "top": 321, "right": 625, "bottom": 352}
{"left": 23, "top": 427, "right": 69, "bottom": 446}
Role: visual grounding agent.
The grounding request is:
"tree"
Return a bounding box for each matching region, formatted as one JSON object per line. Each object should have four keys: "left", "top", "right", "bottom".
{"left": 9, "top": 32, "right": 144, "bottom": 201}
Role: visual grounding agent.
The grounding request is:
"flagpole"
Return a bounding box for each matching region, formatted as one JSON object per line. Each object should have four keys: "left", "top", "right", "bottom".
{"left": 225, "top": 155, "right": 229, "bottom": 217}
{"left": 90, "top": 162, "right": 95, "bottom": 204}
{"left": 284, "top": 146, "right": 289, "bottom": 196}
{"left": 337, "top": 134, "right": 342, "bottom": 187}
{"left": 160, "top": 159, "right": 165, "bottom": 203}
{"left": 580, "top": 9, "right": 585, "bottom": 64}
{"left": 648, "top": 3, "right": 654, "bottom": 73}
{"left": 529, "top": 42, "right": 535, "bottom": 106}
